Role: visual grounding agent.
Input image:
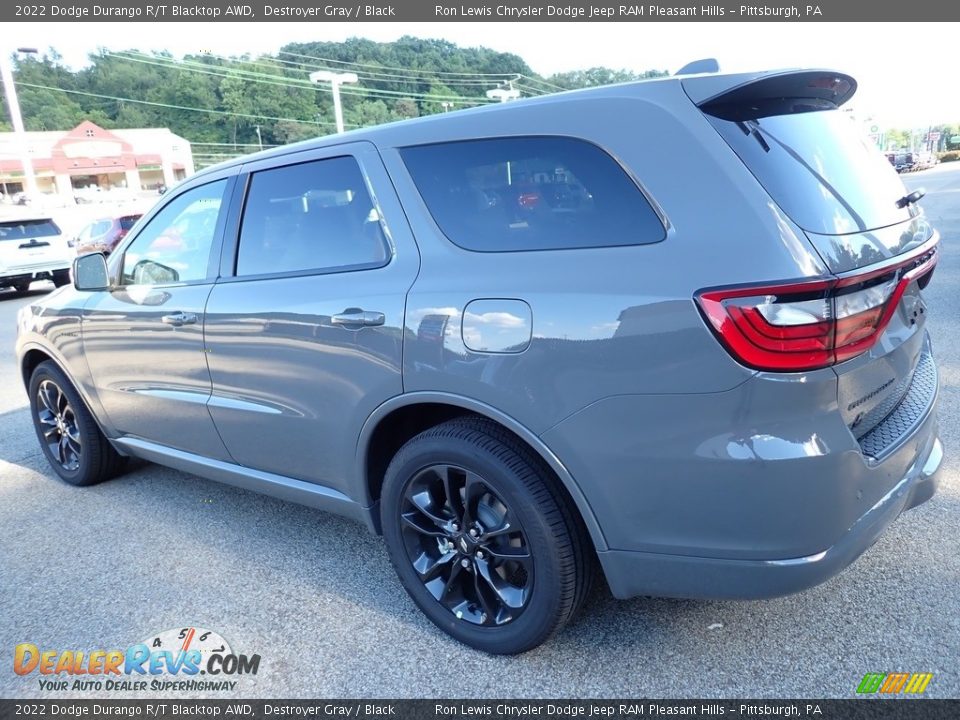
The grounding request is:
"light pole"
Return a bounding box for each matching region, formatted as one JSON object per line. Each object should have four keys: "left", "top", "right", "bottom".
{"left": 254, "top": 124, "right": 263, "bottom": 151}
{"left": 309, "top": 70, "right": 358, "bottom": 134}
{"left": 441, "top": 101, "right": 452, "bottom": 113}
{"left": 0, "top": 46, "right": 39, "bottom": 198}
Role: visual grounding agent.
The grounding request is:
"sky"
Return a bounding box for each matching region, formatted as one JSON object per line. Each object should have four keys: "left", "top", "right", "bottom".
{"left": 11, "top": 22, "right": 958, "bottom": 129}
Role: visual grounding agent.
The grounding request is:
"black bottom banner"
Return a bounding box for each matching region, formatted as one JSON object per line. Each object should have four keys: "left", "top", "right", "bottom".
{"left": 0, "top": 700, "right": 956, "bottom": 720}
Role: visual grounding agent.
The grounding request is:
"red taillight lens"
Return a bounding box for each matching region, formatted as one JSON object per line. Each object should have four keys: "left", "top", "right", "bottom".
{"left": 518, "top": 192, "right": 541, "bottom": 209}
{"left": 696, "top": 244, "right": 937, "bottom": 372}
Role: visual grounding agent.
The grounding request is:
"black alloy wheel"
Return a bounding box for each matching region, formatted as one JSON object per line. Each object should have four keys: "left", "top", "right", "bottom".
{"left": 36, "top": 378, "right": 82, "bottom": 472}
{"left": 28, "top": 361, "right": 126, "bottom": 486}
{"left": 400, "top": 463, "right": 533, "bottom": 627}
{"left": 381, "top": 417, "right": 593, "bottom": 654}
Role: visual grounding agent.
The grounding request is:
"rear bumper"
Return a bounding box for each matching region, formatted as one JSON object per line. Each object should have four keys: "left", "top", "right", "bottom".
{"left": 1, "top": 265, "right": 70, "bottom": 284}
{"left": 599, "top": 431, "right": 941, "bottom": 600}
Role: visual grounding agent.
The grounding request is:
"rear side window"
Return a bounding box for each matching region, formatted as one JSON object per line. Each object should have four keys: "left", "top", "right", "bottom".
{"left": 706, "top": 109, "right": 912, "bottom": 235}
{"left": 401, "top": 137, "right": 665, "bottom": 252}
{"left": 0, "top": 219, "right": 61, "bottom": 241}
{"left": 236, "top": 156, "right": 388, "bottom": 277}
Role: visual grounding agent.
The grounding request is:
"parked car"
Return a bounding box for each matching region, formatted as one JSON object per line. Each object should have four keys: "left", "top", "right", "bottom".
{"left": 74, "top": 214, "right": 143, "bottom": 256}
{"left": 15, "top": 66, "right": 941, "bottom": 654}
{"left": 0, "top": 217, "right": 73, "bottom": 294}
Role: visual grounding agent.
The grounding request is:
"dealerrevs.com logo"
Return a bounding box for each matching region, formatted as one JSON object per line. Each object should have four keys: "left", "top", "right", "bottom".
{"left": 14, "top": 627, "right": 261, "bottom": 692}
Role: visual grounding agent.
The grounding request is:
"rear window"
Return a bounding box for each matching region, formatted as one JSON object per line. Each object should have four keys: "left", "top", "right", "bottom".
{"left": 706, "top": 109, "right": 912, "bottom": 235}
{"left": 0, "top": 219, "right": 61, "bottom": 241}
{"left": 119, "top": 215, "right": 141, "bottom": 230}
{"left": 401, "top": 136, "right": 665, "bottom": 252}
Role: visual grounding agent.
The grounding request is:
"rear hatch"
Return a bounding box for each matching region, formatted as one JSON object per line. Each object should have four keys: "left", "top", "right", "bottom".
{"left": 0, "top": 218, "right": 72, "bottom": 272}
{"left": 685, "top": 70, "right": 938, "bottom": 450}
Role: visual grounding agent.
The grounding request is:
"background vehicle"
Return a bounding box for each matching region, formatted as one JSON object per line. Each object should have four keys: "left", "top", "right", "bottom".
{"left": 74, "top": 214, "right": 143, "bottom": 256}
{"left": 0, "top": 217, "right": 72, "bottom": 294}
{"left": 16, "top": 67, "right": 941, "bottom": 654}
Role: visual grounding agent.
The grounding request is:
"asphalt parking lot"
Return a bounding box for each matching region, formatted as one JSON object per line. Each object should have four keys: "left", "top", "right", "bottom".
{"left": 1, "top": 165, "right": 958, "bottom": 699}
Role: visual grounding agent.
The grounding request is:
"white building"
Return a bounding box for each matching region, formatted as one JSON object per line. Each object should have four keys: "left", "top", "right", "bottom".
{"left": 0, "top": 120, "right": 194, "bottom": 198}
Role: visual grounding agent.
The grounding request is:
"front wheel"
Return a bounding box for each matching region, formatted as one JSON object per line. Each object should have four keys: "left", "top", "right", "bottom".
{"left": 28, "top": 361, "right": 126, "bottom": 486}
{"left": 381, "top": 418, "right": 592, "bottom": 654}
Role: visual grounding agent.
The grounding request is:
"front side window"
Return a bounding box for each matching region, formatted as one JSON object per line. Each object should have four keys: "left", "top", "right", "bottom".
{"left": 121, "top": 179, "right": 227, "bottom": 286}
{"left": 401, "top": 136, "right": 665, "bottom": 252}
{"left": 236, "top": 156, "right": 388, "bottom": 277}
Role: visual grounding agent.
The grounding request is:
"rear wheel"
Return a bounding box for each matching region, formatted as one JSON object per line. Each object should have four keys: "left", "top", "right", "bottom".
{"left": 28, "top": 361, "right": 126, "bottom": 486}
{"left": 381, "top": 418, "right": 592, "bottom": 654}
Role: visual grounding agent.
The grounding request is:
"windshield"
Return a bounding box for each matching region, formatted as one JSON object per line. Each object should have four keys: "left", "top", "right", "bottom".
{"left": 707, "top": 109, "right": 913, "bottom": 235}
{"left": 0, "top": 219, "right": 62, "bottom": 242}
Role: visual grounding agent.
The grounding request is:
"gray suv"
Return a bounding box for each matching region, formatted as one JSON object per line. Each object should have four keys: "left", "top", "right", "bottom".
{"left": 16, "top": 67, "right": 942, "bottom": 654}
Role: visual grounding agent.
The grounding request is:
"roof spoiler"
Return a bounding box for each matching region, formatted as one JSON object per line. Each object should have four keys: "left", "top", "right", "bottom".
{"left": 683, "top": 69, "right": 857, "bottom": 117}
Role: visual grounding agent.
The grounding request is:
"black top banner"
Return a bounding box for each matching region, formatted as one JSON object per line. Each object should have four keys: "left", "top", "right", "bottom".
{"left": 3, "top": 0, "right": 959, "bottom": 22}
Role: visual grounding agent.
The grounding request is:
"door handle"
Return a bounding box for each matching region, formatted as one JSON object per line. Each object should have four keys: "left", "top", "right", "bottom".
{"left": 330, "top": 310, "right": 385, "bottom": 328}
{"left": 161, "top": 312, "right": 198, "bottom": 327}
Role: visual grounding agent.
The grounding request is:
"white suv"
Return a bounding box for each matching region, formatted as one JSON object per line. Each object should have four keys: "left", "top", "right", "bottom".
{"left": 0, "top": 217, "right": 73, "bottom": 294}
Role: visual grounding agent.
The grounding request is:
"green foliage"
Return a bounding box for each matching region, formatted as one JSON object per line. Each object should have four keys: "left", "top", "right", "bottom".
{"left": 546, "top": 67, "right": 668, "bottom": 89}
{"left": 7, "top": 39, "right": 667, "bottom": 168}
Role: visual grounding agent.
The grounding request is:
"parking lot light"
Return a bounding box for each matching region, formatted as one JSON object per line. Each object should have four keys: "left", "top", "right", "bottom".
{"left": 309, "top": 70, "right": 358, "bottom": 134}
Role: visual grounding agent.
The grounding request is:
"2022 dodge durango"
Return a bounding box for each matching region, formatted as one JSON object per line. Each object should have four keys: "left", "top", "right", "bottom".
{"left": 16, "top": 67, "right": 943, "bottom": 654}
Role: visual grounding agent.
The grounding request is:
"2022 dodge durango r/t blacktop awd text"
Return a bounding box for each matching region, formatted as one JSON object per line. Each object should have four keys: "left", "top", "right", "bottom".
{"left": 16, "top": 66, "right": 943, "bottom": 654}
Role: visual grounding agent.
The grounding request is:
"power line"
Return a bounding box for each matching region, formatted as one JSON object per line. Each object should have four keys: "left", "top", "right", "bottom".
{"left": 518, "top": 74, "right": 568, "bottom": 92}
{"left": 277, "top": 48, "right": 523, "bottom": 78}
{"left": 106, "top": 51, "right": 498, "bottom": 105}
{"left": 15, "top": 81, "right": 344, "bottom": 127}
{"left": 193, "top": 50, "right": 517, "bottom": 87}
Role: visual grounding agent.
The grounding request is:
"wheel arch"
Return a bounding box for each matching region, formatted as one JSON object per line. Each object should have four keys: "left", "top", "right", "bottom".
{"left": 356, "top": 392, "right": 608, "bottom": 551}
{"left": 19, "top": 344, "right": 118, "bottom": 446}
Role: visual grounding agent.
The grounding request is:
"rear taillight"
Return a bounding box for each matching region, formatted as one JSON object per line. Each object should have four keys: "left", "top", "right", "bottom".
{"left": 696, "top": 243, "right": 937, "bottom": 371}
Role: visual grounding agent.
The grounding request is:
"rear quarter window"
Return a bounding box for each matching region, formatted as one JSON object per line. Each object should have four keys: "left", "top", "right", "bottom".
{"left": 400, "top": 136, "right": 665, "bottom": 252}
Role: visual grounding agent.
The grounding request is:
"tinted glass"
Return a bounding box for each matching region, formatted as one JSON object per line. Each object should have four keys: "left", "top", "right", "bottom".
{"left": 706, "top": 109, "right": 912, "bottom": 235}
{"left": 0, "top": 219, "right": 61, "bottom": 241}
{"left": 237, "top": 156, "right": 388, "bottom": 277}
{"left": 121, "top": 179, "right": 227, "bottom": 285}
{"left": 91, "top": 220, "right": 113, "bottom": 237}
{"left": 401, "top": 137, "right": 665, "bottom": 252}
{"left": 119, "top": 215, "right": 141, "bottom": 230}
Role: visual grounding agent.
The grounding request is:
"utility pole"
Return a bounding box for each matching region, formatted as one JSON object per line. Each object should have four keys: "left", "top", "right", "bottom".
{"left": 309, "top": 70, "right": 358, "bottom": 134}
{"left": 0, "top": 47, "right": 39, "bottom": 198}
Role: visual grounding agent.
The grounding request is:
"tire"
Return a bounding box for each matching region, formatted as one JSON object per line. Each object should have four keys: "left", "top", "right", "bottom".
{"left": 53, "top": 271, "right": 71, "bottom": 288}
{"left": 381, "top": 417, "right": 593, "bottom": 654}
{"left": 28, "top": 361, "right": 126, "bottom": 486}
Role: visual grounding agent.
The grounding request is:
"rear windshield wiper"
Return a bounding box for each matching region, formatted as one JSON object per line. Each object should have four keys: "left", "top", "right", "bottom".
{"left": 896, "top": 188, "right": 925, "bottom": 209}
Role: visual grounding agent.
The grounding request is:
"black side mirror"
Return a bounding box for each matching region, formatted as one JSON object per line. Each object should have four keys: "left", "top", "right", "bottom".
{"left": 73, "top": 253, "right": 110, "bottom": 291}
